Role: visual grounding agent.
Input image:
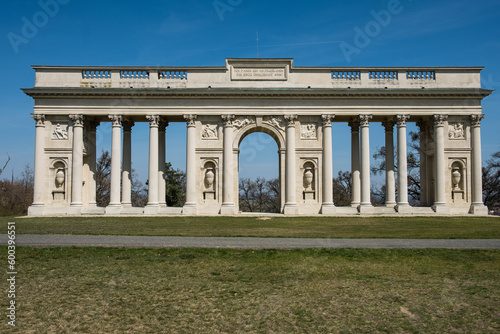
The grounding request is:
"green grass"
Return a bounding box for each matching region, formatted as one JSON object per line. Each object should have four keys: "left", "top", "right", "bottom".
{"left": 1, "top": 215, "right": 500, "bottom": 239}
{"left": 2, "top": 247, "right": 499, "bottom": 333}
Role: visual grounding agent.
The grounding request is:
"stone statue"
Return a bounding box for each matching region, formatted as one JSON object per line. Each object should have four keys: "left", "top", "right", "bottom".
{"left": 53, "top": 123, "right": 68, "bottom": 140}
{"left": 202, "top": 124, "right": 218, "bottom": 139}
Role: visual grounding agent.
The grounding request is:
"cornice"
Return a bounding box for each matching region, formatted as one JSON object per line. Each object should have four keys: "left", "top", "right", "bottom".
{"left": 22, "top": 87, "right": 494, "bottom": 99}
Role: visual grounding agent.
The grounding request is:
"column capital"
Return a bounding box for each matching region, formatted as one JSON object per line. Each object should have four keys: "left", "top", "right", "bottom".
{"left": 108, "top": 114, "right": 123, "bottom": 127}
{"left": 122, "top": 120, "right": 135, "bottom": 132}
{"left": 348, "top": 120, "right": 360, "bottom": 132}
{"left": 433, "top": 114, "right": 448, "bottom": 127}
{"left": 395, "top": 114, "right": 410, "bottom": 127}
{"left": 31, "top": 114, "right": 45, "bottom": 126}
{"left": 159, "top": 119, "right": 169, "bottom": 131}
{"left": 381, "top": 119, "right": 395, "bottom": 132}
{"left": 470, "top": 114, "right": 485, "bottom": 127}
{"left": 183, "top": 114, "right": 197, "bottom": 127}
{"left": 221, "top": 114, "right": 235, "bottom": 126}
{"left": 358, "top": 114, "right": 372, "bottom": 127}
{"left": 70, "top": 114, "right": 85, "bottom": 127}
{"left": 284, "top": 114, "right": 298, "bottom": 126}
{"left": 321, "top": 114, "right": 335, "bottom": 126}
{"left": 146, "top": 115, "right": 160, "bottom": 127}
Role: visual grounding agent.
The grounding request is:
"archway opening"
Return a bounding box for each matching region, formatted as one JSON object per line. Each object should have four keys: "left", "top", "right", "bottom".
{"left": 238, "top": 131, "right": 281, "bottom": 213}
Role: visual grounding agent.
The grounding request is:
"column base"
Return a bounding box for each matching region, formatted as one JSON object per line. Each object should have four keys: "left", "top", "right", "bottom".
{"left": 28, "top": 205, "right": 45, "bottom": 216}
{"left": 284, "top": 203, "right": 299, "bottom": 215}
{"left": 321, "top": 204, "right": 337, "bottom": 215}
{"left": 183, "top": 204, "right": 197, "bottom": 216}
{"left": 385, "top": 202, "right": 396, "bottom": 208}
{"left": 432, "top": 204, "right": 450, "bottom": 214}
{"left": 144, "top": 204, "right": 160, "bottom": 215}
{"left": 469, "top": 203, "right": 489, "bottom": 215}
{"left": 105, "top": 205, "right": 123, "bottom": 215}
{"left": 220, "top": 204, "right": 236, "bottom": 215}
{"left": 351, "top": 202, "right": 360, "bottom": 208}
{"left": 159, "top": 203, "right": 167, "bottom": 208}
{"left": 396, "top": 204, "right": 412, "bottom": 214}
{"left": 358, "top": 204, "right": 374, "bottom": 214}
{"left": 121, "top": 203, "right": 132, "bottom": 209}
{"left": 67, "top": 205, "right": 83, "bottom": 215}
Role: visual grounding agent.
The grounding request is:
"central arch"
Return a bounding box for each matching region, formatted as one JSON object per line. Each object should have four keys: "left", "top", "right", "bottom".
{"left": 233, "top": 123, "right": 286, "bottom": 213}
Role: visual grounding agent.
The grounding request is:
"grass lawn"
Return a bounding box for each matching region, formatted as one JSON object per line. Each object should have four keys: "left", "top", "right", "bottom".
{"left": 1, "top": 215, "right": 500, "bottom": 239}
{"left": 2, "top": 247, "right": 499, "bottom": 333}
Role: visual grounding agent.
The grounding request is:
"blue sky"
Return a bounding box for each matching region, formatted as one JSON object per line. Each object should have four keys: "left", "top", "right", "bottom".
{"left": 1, "top": 0, "right": 499, "bottom": 184}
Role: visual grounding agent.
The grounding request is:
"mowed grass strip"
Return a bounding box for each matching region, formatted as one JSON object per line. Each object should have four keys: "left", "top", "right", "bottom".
{"left": 3, "top": 247, "right": 499, "bottom": 333}
{"left": 2, "top": 216, "right": 500, "bottom": 239}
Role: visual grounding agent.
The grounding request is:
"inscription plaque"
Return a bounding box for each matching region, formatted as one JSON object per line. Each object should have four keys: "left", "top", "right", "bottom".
{"left": 232, "top": 67, "right": 287, "bottom": 81}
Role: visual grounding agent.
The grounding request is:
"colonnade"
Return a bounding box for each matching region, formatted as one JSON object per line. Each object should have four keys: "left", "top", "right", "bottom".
{"left": 31, "top": 112, "right": 487, "bottom": 215}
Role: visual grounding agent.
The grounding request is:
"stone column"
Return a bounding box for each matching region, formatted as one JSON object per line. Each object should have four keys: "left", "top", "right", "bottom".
{"left": 69, "top": 114, "right": 85, "bottom": 214}
{"left": 87, "top": 121, "right": 99, "bottom": 207}
{"left": 470, "top": 115, "right": 488, "bottom": 215}
{"left": 358, "top": 114, "right": 373, "bottom": 213}
{"left": 183, "top": 114, "right": 197, "bottom": 215}
{"left": 158, "top": 120, "right": 168, "bottom": 208}
{"left": 29, "top": 114, "right": 46, "bottom": 215}
{"left": 432, "top": 114, "right": 450, "bottom": 214}
{"left": 284, "top": 114, "right": 298, "bottom": 215}
{"left": 145, "top": 115, "right": 160, "bottom": 214}
{"left": 221, "top": 114, "right": 236, "bottom": 215}
{"left": 349, "top": 120, "right": 361, "bottom": 208}
{"left": 396, "top": 115, "right": 410, "bottom": 212}
{"left": 321, "top": 114, "right": 336, "bottom": 214}
{"left": 121, "top": 120, "right": 134, "bottom": 208}
{"left": 106, "top": 115, "right": 123, "bottom": 214}
{"left": 382, "top": 120, "right": 396, "bottom": 208}
{"left": 416, "top": 120, "right": 427, "bottom": 206}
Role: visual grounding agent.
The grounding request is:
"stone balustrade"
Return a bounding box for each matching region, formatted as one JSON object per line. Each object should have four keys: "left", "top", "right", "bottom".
{"left": 32, "top": 59, "right": 483, "bottom": 90}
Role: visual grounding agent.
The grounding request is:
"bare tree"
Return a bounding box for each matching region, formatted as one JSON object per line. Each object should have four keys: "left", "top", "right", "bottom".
{"left": 0, "top": 153, "right": 10, "bottom": 177}
{"left": 483, "top": 149, "right": 500, "bottom": 212}
{"left": 239, "top": 177, "right": 280, "bottom": 213}
{"left": 0, "top": 164, "right": 33, "bottom": 216}
{"left": 95, "top": 150, "right": 111, "bottom": 207}
{"left": 332, "top": 171, "right": 352, "bottom": 206}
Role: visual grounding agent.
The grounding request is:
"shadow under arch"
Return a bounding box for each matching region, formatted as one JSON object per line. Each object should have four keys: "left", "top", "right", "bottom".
{"left": 233, "top": 122, "right": 285, "bottom": 213}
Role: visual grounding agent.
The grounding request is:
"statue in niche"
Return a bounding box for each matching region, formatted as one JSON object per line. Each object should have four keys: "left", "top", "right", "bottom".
{"left": 52, "top": 123, "right": 68, "bottom": 140}
{"left": 448, "top": 123, "right": 465, "bottom": 139}
{"left": 301, "top": 124, "right": 317, "bottom": 139}
{"left": 55, "top": 168, "right": 65, "bottom": 189}
{"left": 202, "top": 124, "right": 218, "bottom": 139}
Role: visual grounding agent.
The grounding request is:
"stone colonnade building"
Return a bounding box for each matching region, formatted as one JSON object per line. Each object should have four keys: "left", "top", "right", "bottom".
{"left": 24, "top": 58, "right": 492, "bottom": 216}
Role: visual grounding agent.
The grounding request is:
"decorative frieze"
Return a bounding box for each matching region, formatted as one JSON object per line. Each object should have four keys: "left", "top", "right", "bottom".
{"left": 52, "top": 123, "right": 68, "bottom": 140}
{"left": 300, "top": 124, "right": 317, "bottom": 139}
{"left": 264, "top": 116, "right": 286, "bottom": 131}
{"left": 448, "top": 123, "right": 465, "bottom": 140}
{"left": 233, "top": 116, "right": 255, "bottom": 130}
{"left": 201, "top": 124, "right": 218, "bottom": 140}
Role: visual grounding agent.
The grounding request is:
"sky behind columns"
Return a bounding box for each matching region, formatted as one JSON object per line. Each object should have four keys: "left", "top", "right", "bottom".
{"left": 0, "top": 0, "right": 499, "bottom": 183}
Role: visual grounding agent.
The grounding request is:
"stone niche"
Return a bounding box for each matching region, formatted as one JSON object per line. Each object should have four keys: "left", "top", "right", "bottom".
{"left": 51, "top": 159, "right": 68, "bottom": 202}
{"left": 302, "top": 161, "right": 316, "bottom": 201}
{"left": 450, "top": 159, "right": 467, "bottom": 204}
{"left": 203, "top": 160, "right": 217, "bottom": 201}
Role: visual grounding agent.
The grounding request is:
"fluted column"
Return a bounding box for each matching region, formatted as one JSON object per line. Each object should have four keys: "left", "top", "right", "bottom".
{"left": 359, "top": 114, "right": 373, "bottom": 213}
{"left": 470, "top": 115, "right": 488, "bottom": 214}
{"left": 106, "top": 115, "right": 123, "bottom": 213}
{"left": 322, "top": 114, "right": 336, "bottom": 214}
{"left": 382, "top": 120, "right": 396, "bottom": 208}
{"left": 121, "top": 120, "right": 134, "bottom": 208}
{"left": 416, "top": 120, "right": 427, "bottom": 206}
{"left": 145, "top": 115, "right": 160, "bottom": 214}
{"left": 349, "top": 120, "right": 361, "bottom": 207}
{"left": 69, "top": 114, "right": 85, "bottom": 213}
{"left": 158, "top": 120, "right": 168, "bottom": 208}
{"left": 284, "top": 114, "right": 298, "bottom": 215}
{"left": 183, "top": 114, "right": 197, "bottom": 215}
{"left": 87, "top": 121, "right": 99, "bottom": 207}
{"left": 396, "top": 115, "right": 410, "bottom": 212}
{"left": 29, "top": 114, "right": 46, "bottom": 215}
{"left": 432, "top": 114, "right": 450, "bottom": 214}
{"left": 221, "top": 114, "right": 236, "bottom": 215}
